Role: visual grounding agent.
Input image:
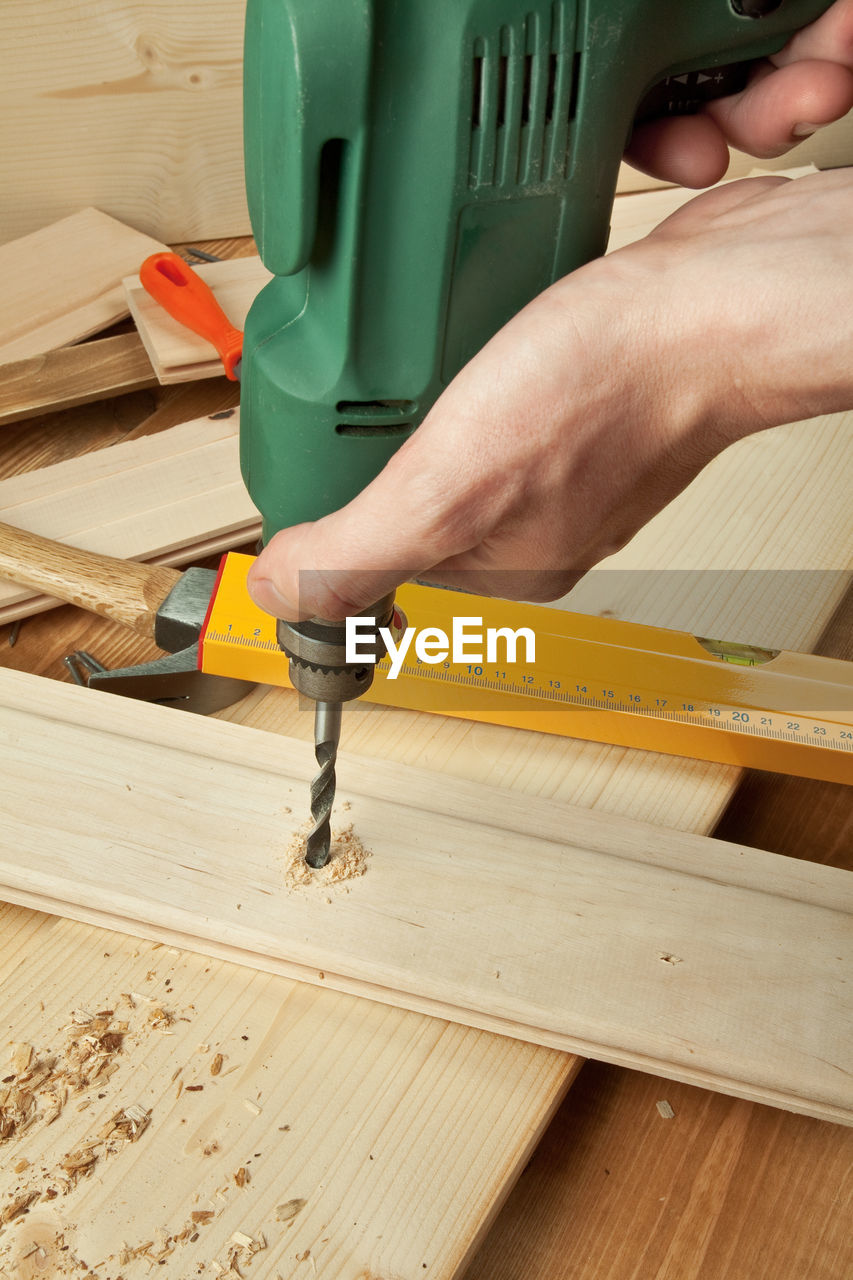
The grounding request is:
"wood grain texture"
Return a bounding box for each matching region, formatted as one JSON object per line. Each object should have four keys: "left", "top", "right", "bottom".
{"left": 1, "top": 3, "right": 248, "bottom": 245}
{"left": 462, "top": 586, "right": 853, "bottom": 1280}
{"left": 125, "top": 256, "right": 272, "bottom": 382}
{"left": 0, "top": 601, "right": 849, "bottom": 1277}
{"left": 0, "top": 412, "right": 259, "bottom": 622}
{"left": 4, "top": 0, "right": 851, "bottom": 247}
{"left": 1, "top": 668, "right": 851, "bottom": 1124}
{"left": 0, "top": 900, "right": 575, "bottom": 1280}
{"left": 0, "top": 209, "right": 167, "bottom": 362}
{"left": 0, "top": 333, "right": 157, "bottom": 427}
{"left": 462, "top": 1061, "right": 853, "bottom": 1280}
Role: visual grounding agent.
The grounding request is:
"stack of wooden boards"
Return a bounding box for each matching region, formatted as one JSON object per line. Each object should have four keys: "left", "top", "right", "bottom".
{"left": 0, "top": 207, "right": 264, "bottom": 427}
{"left": 0, "top": 414, "right": 258, "bottom": 624}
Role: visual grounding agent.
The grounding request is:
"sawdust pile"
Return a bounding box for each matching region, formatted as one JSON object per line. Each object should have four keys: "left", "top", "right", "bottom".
{"left": 283, "top": 822, "right": 372, "bottom": 891}
{"left": 1, "top": 1010, "right": 130, "bottom": 1154}
{"left": 0, "top": 1004, "right": 166, "bottom": 1274}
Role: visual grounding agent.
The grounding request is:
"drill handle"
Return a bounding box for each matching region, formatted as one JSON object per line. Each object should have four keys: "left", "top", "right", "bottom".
{"left": 243, "top": 0, "right": 373, "bottom": 276}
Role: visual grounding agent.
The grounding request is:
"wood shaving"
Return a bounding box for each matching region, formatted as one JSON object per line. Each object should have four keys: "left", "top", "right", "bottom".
{"left": 283, "top": 822, "right": 372, "bottom": 890}
{"left": 9, "top": 1043, "right": 33, "bottom": 1075}
{"left": 0, "top": 1188, "right": 39, "bottom": 1225}
{"left": 147, "top": 1005, "right": 175, "bottom": 1030}
{"left": 112, "top": 1206, "right": 220, "bottom": 1270}
{"left": 275, "top": 1198, "right": 306, "bottom": 1223}
{"left": 234, "top": 1166, "right": 249, "bottom": 1187}
{"left": 0, "top": 1010, "right": 127, "bottom": 1146}
{"left": 216, "top": 1229, "right": 266, "bottom": 1276}
{"left": 0, "top": 996, "right": 191, "bottom": 1275}
{"left": 210, "top": 1053, "right": 224, "bottom": 1076}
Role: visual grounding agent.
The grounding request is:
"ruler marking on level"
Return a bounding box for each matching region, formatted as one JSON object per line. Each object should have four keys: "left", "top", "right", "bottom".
{"left": 198, "top": 554, "right": 853, "bottom": 783}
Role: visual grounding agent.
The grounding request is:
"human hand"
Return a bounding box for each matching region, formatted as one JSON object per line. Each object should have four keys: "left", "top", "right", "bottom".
{"left": 247, "top": 170, "right": 853, "bottom": 621}
{"left": 627, "top": 0, "right": 853, "bottom": 185}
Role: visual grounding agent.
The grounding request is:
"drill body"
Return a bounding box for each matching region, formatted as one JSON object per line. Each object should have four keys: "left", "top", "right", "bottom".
{"left": 241, "top": 0, "right": 833, "bottom": 541}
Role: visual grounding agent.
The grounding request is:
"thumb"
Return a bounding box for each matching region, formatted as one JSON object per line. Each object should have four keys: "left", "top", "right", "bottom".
{"left": 246, "top": 440, "right": 457, "bottom": 621}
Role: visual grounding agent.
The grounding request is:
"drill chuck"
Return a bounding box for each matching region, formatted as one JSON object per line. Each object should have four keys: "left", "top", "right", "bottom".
{"left": 277, "top": 592, "right": 396, "bottom": 703}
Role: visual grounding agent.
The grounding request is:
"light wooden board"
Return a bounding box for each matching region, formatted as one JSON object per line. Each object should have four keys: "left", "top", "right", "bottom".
{"left": 0, "top": 413, "right": 259, "bottom": 622}
{"left": 1, "top": 3, "right": 248, "bottom": 246}
{"left": 0, "top": 901, "right": 575, "bottom": 1280}
{"left": 1, "top": 668, "right": 850, "bottom": 1124}
{"left": 125, "top": 256, "right": 272, "bottom": 383}
{"left": 0, "top": 333, "right": 157, "bottom": 426}
{"left": 0, "top": 209, "right": 168, "bottom": 363}
{"left": 3, "top": 1, "right": 851, "bottom": 246}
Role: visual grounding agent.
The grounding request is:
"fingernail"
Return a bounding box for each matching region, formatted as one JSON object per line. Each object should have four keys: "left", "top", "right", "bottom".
{"left": 792, "top": 122, "right": 819, "bottom": 138}
{"left": 247, "top": 574, "right": 293, "bottom": 619}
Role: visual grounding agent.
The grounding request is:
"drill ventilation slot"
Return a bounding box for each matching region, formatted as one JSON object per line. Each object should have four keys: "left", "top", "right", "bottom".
{"left": 334, "top": 400, "right": 416, "bottom": 437}
{"left": 469, "top": 0, "right": 579, "bottom": 189}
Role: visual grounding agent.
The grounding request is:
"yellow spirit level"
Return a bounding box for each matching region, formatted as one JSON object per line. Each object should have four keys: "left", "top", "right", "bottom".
{"left": 200, "top": 554, "right": 852, "bottom": 784}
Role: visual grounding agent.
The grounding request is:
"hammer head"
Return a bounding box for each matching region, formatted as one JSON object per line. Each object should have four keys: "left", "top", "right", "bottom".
{"left": 71, "top": 568, "right": 256, "bottom": 714}
{"left": 81, "top": 645, "right": 255, "bottom": 715}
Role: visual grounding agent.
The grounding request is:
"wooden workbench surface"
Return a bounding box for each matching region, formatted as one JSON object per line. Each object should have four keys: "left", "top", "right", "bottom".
{"left": 0, "top": 235, "right": 850, "bottom": 1280}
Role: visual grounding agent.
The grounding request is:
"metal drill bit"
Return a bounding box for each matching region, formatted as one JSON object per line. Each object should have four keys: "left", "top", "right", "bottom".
{"left": 305, "top": 700, "right": 342, "bottom": 869}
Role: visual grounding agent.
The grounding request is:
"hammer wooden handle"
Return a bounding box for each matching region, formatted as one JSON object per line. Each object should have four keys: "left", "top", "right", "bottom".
{"left": 0, "top": 521, "right": 182, "bottom": 638}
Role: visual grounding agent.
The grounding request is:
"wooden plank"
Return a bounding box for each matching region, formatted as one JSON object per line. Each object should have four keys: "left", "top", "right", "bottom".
{"left": 124, "top": 256, "right": 272, "bottom": 383}
{"left": 463, "top": 591, "right": 853, "bottom": 1280}
{"left": 0, "top": 901, "right": 574, "bottom": 1280}
{"left": 0, "top": 333, "right": 157, "bottom": 426}
{"left": 0, "top": 412, "right": 259, "bottom": 622}
{"left": 4, "top": 0, "right": 851, "bottom": 245}
{"left": 1, "top": 2, "right": 248, "bottom": 246}
{"left": 1, "top": 668, "right": 850, "bottom": 1124}
{"left": 0, "top": 209, "right": 168, "bottom": 362}
{"left": 122, "top": 171, "right": 806, "bottom": 383}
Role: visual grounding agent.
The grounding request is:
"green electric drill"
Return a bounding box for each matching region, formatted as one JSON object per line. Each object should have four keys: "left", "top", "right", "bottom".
{"left": 240, "top": 0, "right": 834, "bottom": 865}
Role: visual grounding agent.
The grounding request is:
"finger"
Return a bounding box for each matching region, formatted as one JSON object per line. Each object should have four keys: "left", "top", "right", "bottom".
{"left": 247, "top": 436, "right": 474, "bottom": 621}
{"left": 624, "top": 113, "right": 731, "bottom": 187}
{"left": 771, "top": 0, "right": 853, "bottom": 69}
{"left": 707, "top": 57, "right": 853, "bottom": 154}
{"left": 248, "top": 525, "right": 415, "bottom": 621}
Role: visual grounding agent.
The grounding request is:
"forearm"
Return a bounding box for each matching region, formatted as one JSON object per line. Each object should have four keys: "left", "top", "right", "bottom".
{"left": 248, "top": 170, "right": 853, "bottom": 620}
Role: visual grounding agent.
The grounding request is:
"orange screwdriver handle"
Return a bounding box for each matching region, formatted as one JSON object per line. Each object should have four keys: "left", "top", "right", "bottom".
{"left": 139, "top": 252, "right": 244, "bottom": 380}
